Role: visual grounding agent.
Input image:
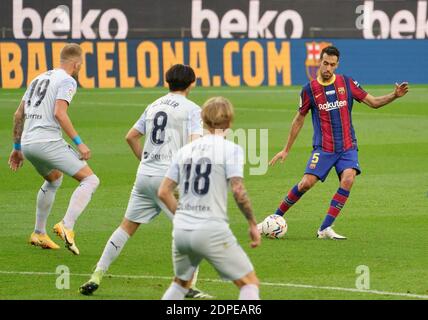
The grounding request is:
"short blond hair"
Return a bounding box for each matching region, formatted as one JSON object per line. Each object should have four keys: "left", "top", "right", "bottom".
{"left": 60, "top": 43, "right": 82, "bottom": 62}
{"left": 201, "top": 97, "right": 234, "bottom": 130}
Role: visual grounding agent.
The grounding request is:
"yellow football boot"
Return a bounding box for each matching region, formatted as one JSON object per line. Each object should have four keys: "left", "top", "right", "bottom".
{"left": 29, "top": 232, "right": 60, "bottom": 249}
{"left": 53, "top": 221, "right": 80, "bottom": 255}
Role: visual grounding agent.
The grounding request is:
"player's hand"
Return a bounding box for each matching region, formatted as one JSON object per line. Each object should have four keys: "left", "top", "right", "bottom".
{"left": 249, "top": 223, "right": 261, "bottom": 248}
{"left": 8, "top": 150, "right": 24, "bottom": 172}
{"left": 394, "top": 82, "right": 409, "bottom": 98}
{"left": 77, "top": 143, "right": 91, "bottom": 160}
{"left": 269, "top": 150, "right": 288, "bottom": 166}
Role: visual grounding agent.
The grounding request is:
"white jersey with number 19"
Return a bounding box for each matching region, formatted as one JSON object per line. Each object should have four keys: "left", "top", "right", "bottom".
{"left": 133, "top": 92, "right": 203, "bottom": 177}
{"left": 21, "top": 68, "right": 77, "bottom": 145}
{"left": 21, "top": 69, "right": 77, "bottom": 145}
{"left": 166, "top": 134, "right": 244, "bottom": 230}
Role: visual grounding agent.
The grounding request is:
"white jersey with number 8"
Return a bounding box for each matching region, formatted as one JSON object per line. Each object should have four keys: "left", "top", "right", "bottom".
{"left": 133, "top": 92, "right": 203, "bottom": 177}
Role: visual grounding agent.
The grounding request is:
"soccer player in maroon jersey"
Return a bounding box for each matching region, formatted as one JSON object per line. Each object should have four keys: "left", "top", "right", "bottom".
{"left": 265, "top": 46, "right": 409, "bottom": 240}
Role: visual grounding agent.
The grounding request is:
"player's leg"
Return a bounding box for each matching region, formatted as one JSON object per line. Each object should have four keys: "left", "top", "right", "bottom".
{"left": 202, "top": 228, "right": 259, "bottom": 300}
{"left": 154, "top": 178, "right": 212, "bottom": 299}
{"left": 79, "top": 218, "right": 139, "bottom": 295}
{"left": 162, "top": 229, "right": 201, "bottom": 300}
{"left": 47, "top": 141, "right": 100, "bottom": 254}
{"left": 53, "top": 165, "right": 100, "bottom": 255}
{"left": 234, "top": 272, "right": 260, "bottom": 300}
{"left": 30, "top": 169, "right": 64, "bottom": 249}
{"left": 272, "top": 174, "right": 315, "bottom": 217}
{"left": 272, "top": 149, "right": 336, "bottom": 218}
{"left": 317, "top": 149, "right": 360, "bottom": 240}
{"left": 79, "top": 175, "right": 159, "bottom": 295}
{"left": 22, "top": 143, "right": 63, "bottom": 249}
{"left": 162, "top": 277, "right": 194, "bottom": 300}
{"left": 95, "top": 218, "right": 139, "bottom": 273}
{"left": 61, "top": 165, "right": 100, "bottom": 230}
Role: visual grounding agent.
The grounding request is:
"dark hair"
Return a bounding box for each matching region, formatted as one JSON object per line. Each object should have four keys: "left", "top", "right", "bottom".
{"left": 165, "top": 64, "right": 196, "bottom": 91}
{"left": 320, "top": 46, "right": 340, "bottom": 61}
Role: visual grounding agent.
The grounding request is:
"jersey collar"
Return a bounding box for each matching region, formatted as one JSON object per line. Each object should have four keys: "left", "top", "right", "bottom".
{"left": 316, "top": 74, "right": 336, "bottom": 87}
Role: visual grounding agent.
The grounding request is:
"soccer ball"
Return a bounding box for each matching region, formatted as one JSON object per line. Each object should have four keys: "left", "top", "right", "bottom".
{"left": 261, "top": 214, "right": 288, "bottom": 239}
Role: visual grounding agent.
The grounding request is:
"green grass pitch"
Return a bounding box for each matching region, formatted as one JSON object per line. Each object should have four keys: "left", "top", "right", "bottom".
{"left": 0, "top": 85, "right": 427, "bottom": 300}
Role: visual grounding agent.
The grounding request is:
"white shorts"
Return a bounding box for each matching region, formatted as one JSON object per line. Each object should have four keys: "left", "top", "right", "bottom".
{"left": 124, "top": 174, "right": 173, "bottom": 224}
{"left": 172, "top": 227, "right": 254, "bottom": 281}
{"left": 22, "top": 140, "right": 87, "bottom": 177}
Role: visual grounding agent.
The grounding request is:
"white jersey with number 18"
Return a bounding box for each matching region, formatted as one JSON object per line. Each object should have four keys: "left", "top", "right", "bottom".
{"left": 166, "top": 134, "right": 244, "bottom": 230}
{"left": 21, "top": 68, "right": 77, "bottom": 145}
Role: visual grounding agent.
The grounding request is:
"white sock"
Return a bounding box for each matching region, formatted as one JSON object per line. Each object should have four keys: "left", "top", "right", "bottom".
{"left": 63, "top": 174, "right": 100, "bottom": 230}
{"left": 162, "top": 282, "right": 189, "bottom": 300}
{"left": 239, "top": 284, "right": 260, "bottom": 300}
{"left": 191, "top": 266, "right": 199, "bottom": 288}
{"left": 96, "top": 227, "right": 130, "bottom": 272}
{"left": 35, "top": 176, "right": 63, "bottom": 234}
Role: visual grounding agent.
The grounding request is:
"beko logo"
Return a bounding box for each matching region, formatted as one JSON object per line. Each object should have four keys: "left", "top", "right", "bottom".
{"left": 191, "top": 0, "right": 303, "bottom": 38}
{"left": 13, "top": 0, "right": 128, "bottom": 39}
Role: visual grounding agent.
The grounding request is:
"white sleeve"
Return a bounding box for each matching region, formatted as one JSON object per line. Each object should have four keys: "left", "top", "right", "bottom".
{"left": 22, "top": 88, "right": 29, "bottom": 102}
{"left": 56, "top": 78, "right": 77, "bottom": 104}
{"left": 133, "top": 109, "right": 147, "bottom": 135}
{"left": 165, "top": 153, "right": 180, "bottom": 183}
{"left": 225, "top": 144, "right": 244, "bottom": 179}
{"left": 188, "top": 106, "right": 203, "bottom": 136}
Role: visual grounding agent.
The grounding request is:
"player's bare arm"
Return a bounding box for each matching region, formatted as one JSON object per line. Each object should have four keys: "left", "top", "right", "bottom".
{"left": 230, "top": 177, "right": 261, "bottom": 248}
{"left": 158, "top": 177, "right": 178, "bottom": 214}
{"left": 269, "top": 112, "right": 306, "bottom": 166}
{"left": 8, "top": 101, "right": 26, "bottom": 171}
{"left": 126, "top": 128, "right": 143, "bottom": 161}
{"left": 54, "top": 99, "right": 91, "bottom": 160}
{"left": 362, "top": 82, "right": 409, "bottom": 109}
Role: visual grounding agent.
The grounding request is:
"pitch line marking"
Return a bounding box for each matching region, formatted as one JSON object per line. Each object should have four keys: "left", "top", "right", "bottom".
{"left": 1, "top": 87, "right": 427, "bottom": 96}
{"left": 0, "top": 270, "right": 426, "bottom": 299}
{"left": 0, "top": 98, "right": 424, "bottom": 118}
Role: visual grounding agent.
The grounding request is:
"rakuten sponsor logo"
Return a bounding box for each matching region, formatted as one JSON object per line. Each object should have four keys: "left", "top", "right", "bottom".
{"left": 318, "top": 100, "right": 347, "bottom": 112}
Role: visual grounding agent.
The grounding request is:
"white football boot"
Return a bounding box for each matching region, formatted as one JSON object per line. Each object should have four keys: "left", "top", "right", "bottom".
{"left": 317, "top": 226, "right": 347, "bottom": 240}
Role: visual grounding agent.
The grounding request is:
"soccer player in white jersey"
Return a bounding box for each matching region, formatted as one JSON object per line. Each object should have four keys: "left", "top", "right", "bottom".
{"left": 159, "top": 97, "right": 261, "bottom": 300}
{"left": 8, "top": 43, "right": 100, "bottom": 255}
{"left": 79, "top": 64, "right": 211, "bottom": 298}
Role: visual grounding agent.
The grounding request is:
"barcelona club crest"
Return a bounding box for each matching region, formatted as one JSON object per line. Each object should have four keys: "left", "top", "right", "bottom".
{"left": 305, "top": 41, "right": 332, "bottom": 81}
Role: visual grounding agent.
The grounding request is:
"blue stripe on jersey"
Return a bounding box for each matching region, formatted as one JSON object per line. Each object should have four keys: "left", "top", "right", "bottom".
{"left": 325, "top": 84, "right": 344, "bottom": 152}
{"left": 305, "top": 84, "right": 322, "bottom": 148}
{"left": 343, "top": 76, "right": 357, "bottom": 143}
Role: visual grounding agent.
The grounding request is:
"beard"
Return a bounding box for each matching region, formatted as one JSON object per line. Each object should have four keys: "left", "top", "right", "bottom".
{"left": 321, "top": 71, "right": 332, "bottom": 81}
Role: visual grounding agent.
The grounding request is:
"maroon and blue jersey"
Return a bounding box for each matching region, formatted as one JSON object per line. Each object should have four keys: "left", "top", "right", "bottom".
{"left": 299, "top": 74, "right": 368, "bottom": 153}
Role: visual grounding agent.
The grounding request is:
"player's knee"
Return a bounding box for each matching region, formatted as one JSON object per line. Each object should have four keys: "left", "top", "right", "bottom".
{"left": 83, "top": 174, "right": 100, "bottom": 191}
{"left": 120, "top": 219, "right": 139, "bottom": 236}
{"left": 235, "top": 272, "right": 259, "bottom": 288}
{"left": 45, "top": 174, "right": 63, "bottom": 190}
{"left": 299, "top": 179, "right": 314, "bottom": 192}
{"left": 51, "top": 174, "right": 64, "bottom": 188}
{"left": 250, "top": 276, "right": 260, "bottom": 287}
{"left": 340, "top": 175, "right": 355, "bottom": 189}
